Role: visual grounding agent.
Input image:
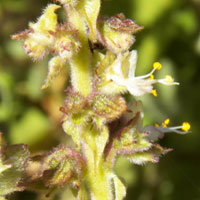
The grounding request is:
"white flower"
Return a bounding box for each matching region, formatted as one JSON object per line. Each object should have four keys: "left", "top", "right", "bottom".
{"left": 106, "top": 50, "right": 179, "bottom": 97}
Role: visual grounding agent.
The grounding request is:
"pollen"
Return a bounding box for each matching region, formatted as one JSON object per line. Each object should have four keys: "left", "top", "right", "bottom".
{"left": 165, "top": 75, "right": 174, "bottom": 83}
{"left": 152, "top": 89, "right": 158, "bottom": 97}
{"left": 181, "top": 122, "right": 191, "bottom": 132}
{"left": 153, "top": 62, "right": 162, "bottom": 70}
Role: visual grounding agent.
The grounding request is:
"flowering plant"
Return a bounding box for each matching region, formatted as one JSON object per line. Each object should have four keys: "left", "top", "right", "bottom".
{"left": 0, "top": 0, "right": 190, "bottom": 199}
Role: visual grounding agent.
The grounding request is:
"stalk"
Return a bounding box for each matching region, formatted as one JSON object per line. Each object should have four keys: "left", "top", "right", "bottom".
{"left": 65, "top": 5, "right": 93, "bottom": 97}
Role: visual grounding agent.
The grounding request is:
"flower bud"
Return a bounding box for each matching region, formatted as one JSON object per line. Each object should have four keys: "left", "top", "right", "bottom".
{"left": 12, "top": 4, "right": 60, "bottom": 61}
{"left": 53, "top": 26, "right": 81, "bottom": 60}
{"left": 97, "top": 14, "right": 143, "bottom": 53}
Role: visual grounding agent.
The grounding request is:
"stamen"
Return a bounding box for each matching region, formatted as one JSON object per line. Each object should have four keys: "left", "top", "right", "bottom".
{"left": 164, "top": 118, "right": 170, "bottom": 125}
{"left": 153, "top": 62, "right": 162, "bottom": 70}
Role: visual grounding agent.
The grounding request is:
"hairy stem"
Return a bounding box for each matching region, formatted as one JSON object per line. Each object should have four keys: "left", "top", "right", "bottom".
{"left": 65, "top": 5, "right": 93, "bottom": 97}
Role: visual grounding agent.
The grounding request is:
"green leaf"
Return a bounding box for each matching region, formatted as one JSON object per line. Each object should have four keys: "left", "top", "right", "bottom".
{"left": 0, "top": 144, "right": 29, "bottom": 196}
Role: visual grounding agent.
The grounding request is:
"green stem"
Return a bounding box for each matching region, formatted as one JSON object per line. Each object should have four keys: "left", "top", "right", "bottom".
{"left": 65, "top": 5, "right": 92, "bottom": 97}
{"left": 78, "top": 125, "right": 113, "bottom": 200}
{"left": 70, "top": 46, "right": 92, "bottom": 97}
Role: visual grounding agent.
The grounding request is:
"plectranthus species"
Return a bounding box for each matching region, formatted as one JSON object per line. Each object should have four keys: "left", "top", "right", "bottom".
{"left": 0, "top": 0, "right": 190, "bottom": 200}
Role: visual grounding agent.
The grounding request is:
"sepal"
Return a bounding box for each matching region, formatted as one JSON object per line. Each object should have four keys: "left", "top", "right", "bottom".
{"left": 61, "top": 89, "right": 128, "bottom": 146}
{"left": 93, "top": 95, "right": 127, "bottom": 121}
{"left": 97, "top": 14, "right": 142, "bottom": 53}
{"left": 42, "top": 146, "right": 85, "bottom": 187}
{"left": 113, "top": 116, "right": 152, "bottom": 155}
{"left": 127, "top": 144, "right": 171, "bottom": 165}
{"left": 62, "top": 90, "right": 87, "bottom": 113}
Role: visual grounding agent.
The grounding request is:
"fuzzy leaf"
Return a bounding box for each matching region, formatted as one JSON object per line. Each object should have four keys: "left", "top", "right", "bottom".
{"left": 0, "top": 144, "right": 29, "bottom": 196}
{"left": 93, "top": 95, "right": 127, "bottom": 121}
{"left": 127, "top": 144, "right": 171, "bottom": 165}
{"left": 41, "top": 56, "right": 65, "bottom": 89}
{"left": 77, "top": 0, "right": 101, "bottom": 41}
{"left": 42, "top": 146, "right": 84, "bottom": 187}
{"left": 29, "top": 4, "right": 60, "bottom": 33}
{"left": 43, "top": 160, "right": 73, "bottom": 187}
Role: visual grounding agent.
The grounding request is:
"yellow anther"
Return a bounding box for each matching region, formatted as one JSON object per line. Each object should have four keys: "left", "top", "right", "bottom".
{"left": 181, "top": 122, "right": 191, "bottom": 132}
{"left": 164, "top": 118, "right": 170, "bottom": 125}
{"left": 153, "top": 62, "right": 162, "bottom": 70}
{"left": 162, "top": 124, "right": 167, "bottom": 128}
{"left": 149, "top": 74, "right": 154, "bottom": 80}
{"left": 154, "top": 123, "right": 159, "bottom": 127}
{"left": 152, "top": 89, "right": 158, "bottom": 97}
{"left": 165, "top": 75, "right": 174, "bottom": 83}
{"left": 162, "top": 118, "right": 170, "bottom": 128}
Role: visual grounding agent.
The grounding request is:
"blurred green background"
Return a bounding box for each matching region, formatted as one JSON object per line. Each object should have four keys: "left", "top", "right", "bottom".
{"left": 0, "top": 0, "right": 200, "bottom": 199}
